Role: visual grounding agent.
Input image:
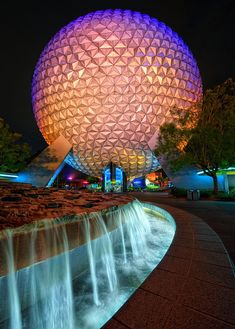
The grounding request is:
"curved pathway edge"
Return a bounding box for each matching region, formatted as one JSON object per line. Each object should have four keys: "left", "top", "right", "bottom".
{"left": 103, "top": 202, "right": 235, "bottom": 329}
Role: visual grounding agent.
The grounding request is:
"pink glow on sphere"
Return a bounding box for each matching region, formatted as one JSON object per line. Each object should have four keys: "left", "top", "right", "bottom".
{"left": 32, "top": 9, "right": 202, "bottom": 177}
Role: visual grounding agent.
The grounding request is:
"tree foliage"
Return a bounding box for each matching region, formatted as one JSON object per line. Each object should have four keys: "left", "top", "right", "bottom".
{"left": 86, "top": 175, "right": 100, "bottom": 184}
{"left": 0, "top": 117, "right": 31, "bottom": 172}
{"left": 155, "top": 79, "right": 235, "bottom": 194}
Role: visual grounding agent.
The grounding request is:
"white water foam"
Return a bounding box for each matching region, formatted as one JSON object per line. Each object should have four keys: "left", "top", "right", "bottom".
{"left": 0, "top": 200, "right": 175, "bottom": 329}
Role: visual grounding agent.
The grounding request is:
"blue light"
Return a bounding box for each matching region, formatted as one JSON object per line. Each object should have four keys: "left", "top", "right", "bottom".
{"left": 46, "top": 159, "right": 66, "bottom": 187}
{"left": 0, "top": 173, "right": 18, "bottom": 178}
{"left": 133, "top": 177, "right": 146, "bottom": 188}
{"left": 116, "top": 167, "right": 123, "bottom": 182}
{"left": 104, "top": 166, "right": 124, "bottom": 192}
{"left": 197, "top": 167, "right": 235, "bottom": 175}
{"left": 105, "top": 168, "right": 111, "bottom": 182}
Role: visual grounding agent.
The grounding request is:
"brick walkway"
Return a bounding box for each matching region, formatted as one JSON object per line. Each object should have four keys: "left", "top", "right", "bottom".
{"left": 103, "top": 195, "right": 235, "bottom": 329}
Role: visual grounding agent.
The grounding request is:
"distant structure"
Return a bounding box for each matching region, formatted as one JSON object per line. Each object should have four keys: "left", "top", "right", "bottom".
{"left": 32, "top": 9, "right": 202, "bottom": 190}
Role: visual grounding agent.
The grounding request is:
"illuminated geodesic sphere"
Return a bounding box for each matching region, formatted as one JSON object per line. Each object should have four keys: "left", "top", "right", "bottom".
{"left": 32, "top": 9, "right": 202, "bottom": 177}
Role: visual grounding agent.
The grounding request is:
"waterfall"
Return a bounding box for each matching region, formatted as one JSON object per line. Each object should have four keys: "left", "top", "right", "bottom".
{"left": 117, "top": 212, "right": 127, "bottom": 264}
{"left": 1, "top": 223, "right": 75, "bottom": 329}
{"left": 4, "top": 230, "right": 22, "bottom": 329}
{"left": 96, "top": 215, "right": 117, "bottom": 293}
{"left": 0, "top": 199, "right": 175, "bottom": 329}
{"left": 84, "top": 218, "right": 100, "bottom": 306}
{"left": 84, "top": 212, "right": 118, "bottom": 306}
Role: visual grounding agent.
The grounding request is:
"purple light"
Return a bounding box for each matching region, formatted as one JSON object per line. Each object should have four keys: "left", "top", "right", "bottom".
{"left": 68, "top": 176, "right": 73, "bottom": 181}
{"left": 32, "top": 9, "right": 202, "bottom": 178}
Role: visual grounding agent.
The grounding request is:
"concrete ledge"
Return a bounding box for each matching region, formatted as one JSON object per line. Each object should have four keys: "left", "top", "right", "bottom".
{"left": 0, "top": 206, "right": 123, "bottom": 276}
{"left": 0, "top": 184, "right": 136, "bottom": 277}
{"left": 103, "top": 203, "right": 235, "bottom": 329}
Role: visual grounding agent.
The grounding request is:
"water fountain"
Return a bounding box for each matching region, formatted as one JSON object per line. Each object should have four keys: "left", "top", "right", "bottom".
{"left": 0, "top": 199, "right": 175, "bottom": 329}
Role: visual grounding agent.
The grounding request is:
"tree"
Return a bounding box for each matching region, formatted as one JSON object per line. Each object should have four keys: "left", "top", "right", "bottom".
{"left": 155, "top": 79, "right": 235, "bottom": 194}
{"left": 86, "top": 175, "right": 100, "bottom": 184}
{"left": 0, "top": 117, "right": 31, "bottom": 172}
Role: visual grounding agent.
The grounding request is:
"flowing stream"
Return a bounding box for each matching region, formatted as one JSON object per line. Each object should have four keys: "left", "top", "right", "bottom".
{"left": 0, "top": 200, "right": 175, "bottom": 329}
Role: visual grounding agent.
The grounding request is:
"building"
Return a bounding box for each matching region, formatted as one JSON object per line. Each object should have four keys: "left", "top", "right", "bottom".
{"left": 27, "top": 9, "right": 202, "bottom": 191}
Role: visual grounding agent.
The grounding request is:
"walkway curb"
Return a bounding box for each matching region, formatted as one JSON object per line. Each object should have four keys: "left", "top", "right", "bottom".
{"left": 103, "top": 203, "right": 235, "bottom": 329}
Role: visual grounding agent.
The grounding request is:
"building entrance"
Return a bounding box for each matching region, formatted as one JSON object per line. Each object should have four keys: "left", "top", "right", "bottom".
{"left": 102, "top": 163, "right": 127, "bottom": 192}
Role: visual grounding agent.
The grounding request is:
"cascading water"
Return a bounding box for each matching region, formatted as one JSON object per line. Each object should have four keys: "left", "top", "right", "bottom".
{"left": 1, "top": 224, "right": 75, "bottom": 329}
{"left": 0, "top": 200, "right": 175, "bottom": 329}
{"left": 4, "top": 231, "right": 22, "bottom": 329}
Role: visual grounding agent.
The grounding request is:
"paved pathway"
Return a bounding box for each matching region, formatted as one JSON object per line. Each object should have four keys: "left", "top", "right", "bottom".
{"left": 103, "top": 197, "right": 235, "bottom": 329}
{"left": 130, "top": 192, "right": 235, "bottom": 265}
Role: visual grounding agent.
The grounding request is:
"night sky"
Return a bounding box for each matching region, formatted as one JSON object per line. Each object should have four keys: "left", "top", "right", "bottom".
{"left": 0, "top": 0, "right": 234, "bottom": 153}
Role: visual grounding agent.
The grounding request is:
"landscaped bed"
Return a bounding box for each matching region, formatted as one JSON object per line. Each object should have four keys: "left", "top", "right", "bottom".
{"left": 0, "top": 182, "right": 133, "bottom": 231}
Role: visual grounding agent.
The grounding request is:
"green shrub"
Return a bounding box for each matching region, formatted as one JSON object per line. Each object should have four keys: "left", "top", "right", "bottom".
{"left": 217, "top": 191, "right": 235, "bottom": 200}
{"left": 199, "top": 190, "right": 214, "bottom": 198}
{"left": 170, "top": 187, "right": 187, "bottom": 197}
{"left": 146, "top": 185, "right": 160, "bottom": 191}
{"left": 229, "top": 187, "right": 235, "bottom": 197}
{"left": 169, "top": 186, "right": 235, "bottom": 200}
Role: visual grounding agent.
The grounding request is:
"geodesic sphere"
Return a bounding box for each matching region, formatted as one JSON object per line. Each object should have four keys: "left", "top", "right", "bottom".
{"left": 32, "top": 9, "right": 202, "bottom": 177}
